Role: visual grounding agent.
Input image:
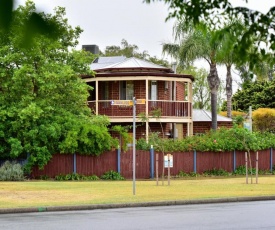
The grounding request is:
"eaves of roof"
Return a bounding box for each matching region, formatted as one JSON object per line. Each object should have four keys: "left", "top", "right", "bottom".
{"left": 82, "top": 71, "right": 194, "bottom": 81}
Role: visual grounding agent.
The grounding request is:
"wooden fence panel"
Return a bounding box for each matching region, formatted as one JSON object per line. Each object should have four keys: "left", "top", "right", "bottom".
{"left": 174, "top": 152, "right": 194, "bottom": 174}
{"left": 31, "top": 154, "right": 73, "bottom": 178}
{"left": 196, "top": 151, "right": 233, "bottom": 173}
{"left": 236, "top": 151, "right": 246, "bottom": 168}
{"left": 256, "top": 150, "right": 269, "bottom": 170}
{"left": 120, "top": 150, "right": 132, "bottom": 179}
{"left": 120, "top": 150, "right": 150, "bottom": 179}
{"left": 76, "top": 151, "right": 117, "bottom": 176}
{"left": 246, "top": 150, "right": 271, "bottom": 171}
{"left": 136, "top": 151, "right": 150, "bottom": 179}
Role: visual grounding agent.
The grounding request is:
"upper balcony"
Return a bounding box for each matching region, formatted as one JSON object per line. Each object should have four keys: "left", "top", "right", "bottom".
{"left": 88, "top": 100, "right": 192, "bottom": 120}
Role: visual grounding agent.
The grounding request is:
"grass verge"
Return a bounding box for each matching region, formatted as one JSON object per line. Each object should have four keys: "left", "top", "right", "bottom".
{"left": 0, "top": 176, "right": 275, "bottom": 209}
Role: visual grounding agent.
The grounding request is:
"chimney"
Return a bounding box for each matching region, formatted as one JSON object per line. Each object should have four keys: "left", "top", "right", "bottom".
{"left": 82, "top": 45, "right": 99, "bottom": 54}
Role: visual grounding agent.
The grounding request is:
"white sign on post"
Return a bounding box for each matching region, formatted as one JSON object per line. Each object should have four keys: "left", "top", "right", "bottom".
{"left": 164, "top": 154, "right": 173, "bottom": 168}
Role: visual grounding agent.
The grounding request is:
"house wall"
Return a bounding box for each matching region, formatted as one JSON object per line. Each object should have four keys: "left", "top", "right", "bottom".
{"left": 176, "top": 82, "right": 185, "bottom": 101}
{"left": 183, "top": 121, "right": 233, "bottom": 136}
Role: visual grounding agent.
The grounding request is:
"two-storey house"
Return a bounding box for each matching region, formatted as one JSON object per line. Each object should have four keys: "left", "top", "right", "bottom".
{"left": 82, "top": 55, "right": 194, "bottom": 141}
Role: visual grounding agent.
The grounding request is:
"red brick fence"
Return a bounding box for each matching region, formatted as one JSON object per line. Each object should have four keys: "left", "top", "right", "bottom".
{"left": 30, "top": 148, "right": 274, "bottom": 179}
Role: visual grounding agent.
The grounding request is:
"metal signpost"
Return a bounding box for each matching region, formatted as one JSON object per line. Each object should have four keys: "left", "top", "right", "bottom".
{"left": 111, "top": 97, "right": 145, "bottom": 195}
{"left": 133, "top": 97, "right": 136, "bottom": 195}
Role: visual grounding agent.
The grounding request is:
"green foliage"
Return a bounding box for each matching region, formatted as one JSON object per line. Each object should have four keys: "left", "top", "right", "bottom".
{"left": 144, "top": 0, "right": 275, "bottom": 67}
{"left": 39, "top": 175, "right": 50, "bottom": 180}
{"left": 232, "top": 80, "right": 275, "bottom": 111}
{"left": 0, "top": 2, "right": 115, "bottom": 172}
{"left": 233, "top": 165, "right": 256, "bottom": 175}
{"left": 253, "top": 108, "right": 275, "bottom": 133}
{"left": 100, "top": 170, "right": 125, "bottom": 180}
{"left": 54, "top": 173, "right": 99, "bottom": 181}
{"left": 136, "top": 126, "right": 275, "bottom": 152}
{"left": 177, "top": 170, "right": 189, "bottom": 177}
{"left": 233, "top": 165, "right": 271, "bottom": 176}
{"left": 136, "top": 138, "right": 150, "bottom": 151}
{"left": 177, "top": 171, "right": 199, "bottom": 177}
{"left": 111, "top": 125, "right": 132, "bottom": 152}
{"left": 0, "top": 161, "right": 25, "bottom": 181}
{"left": 203, "top": 168, "right": 229, "bottom": 176}
{"left": 0, "top": 0, "right": 58, "bottom": 47}
{"left": 103, "top": 39, "right": 169, "bottom": 67}
{"left": 184, "top": 67, "right": 210, "bottom": 110}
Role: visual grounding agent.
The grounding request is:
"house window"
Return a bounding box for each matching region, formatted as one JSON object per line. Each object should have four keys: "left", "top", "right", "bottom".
{"left": 102, "top": 82, "right": 109, "bottom": 107}
{"left": 120, "top": 81, "right": 133, "bottom": 100}
{"left": 149, "top": 80, "right": 157, "bottom": 100}
{"left": 87, "top": 82, "right": 95, "bottom": 101}
{"left": 102, "top": 81, "right": 109, "bottom": 100}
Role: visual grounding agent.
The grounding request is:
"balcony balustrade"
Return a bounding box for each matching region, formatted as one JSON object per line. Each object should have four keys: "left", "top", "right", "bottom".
{"left": 88, "top": 100, "right": 192, "bottom": 118}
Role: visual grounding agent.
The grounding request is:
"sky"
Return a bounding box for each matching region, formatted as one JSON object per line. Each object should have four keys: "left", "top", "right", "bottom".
{"left": 16, "top": 0, "right": 176, "bottom": 58}
{"left": 16, "top": 0, "right": 274, "bottom": 90}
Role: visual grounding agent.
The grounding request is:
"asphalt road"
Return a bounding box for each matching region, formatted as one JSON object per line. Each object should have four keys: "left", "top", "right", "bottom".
{"left": 0, "top": 201, "right": 274, "bottom": 230}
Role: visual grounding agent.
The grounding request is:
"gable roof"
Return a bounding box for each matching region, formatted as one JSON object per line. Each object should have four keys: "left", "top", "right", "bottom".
{"left": 193, "top": 109, "right": 232, "bottom": 122}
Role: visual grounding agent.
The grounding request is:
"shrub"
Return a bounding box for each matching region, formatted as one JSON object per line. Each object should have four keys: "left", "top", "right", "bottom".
{"left": 176, "top": 171, "right": 199, "bottom": 177}
{"left": 39, "top": 175, "right": 50, "bottom": 180}
{"left": 136, "top": 138, "right": 150, "bottom": 150}
{"left": 100, "top": 170, "right": 125, "bottom": 180}
{"left": 136, "top": 126, "right": 275, "bottom": 153}
{"left": 233, "top": 165, "right": 256, "bottom": 175}
{"left": 177, "top": 170, "right": 189, "bottom": 177}
{"left": 253, "top": 108, "right": 275, "bottom": 132}
{"left": 0, "top": 161, "right": 25, "bottom": 181}
{"left": 86, "top": 175, "right": 100, "bottom": 181}
{"left": 55, "top": 173, "right": 99, "bottom": 181}
{"left": 203, "top": 168, "right": 229, "bottom": 176}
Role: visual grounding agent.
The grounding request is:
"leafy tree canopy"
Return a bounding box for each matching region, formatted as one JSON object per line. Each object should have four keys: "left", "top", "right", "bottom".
{"left": 0, "top": 1, "right": 115, "bottom": 172}
{"left": 144, "top": 0, "right": 275, "bottom": 66}
{"left": 103, "top": 39, "right": 170, "bottom": 67}
{"left": 230, "top": 80, "right": 275, "bottom": 111}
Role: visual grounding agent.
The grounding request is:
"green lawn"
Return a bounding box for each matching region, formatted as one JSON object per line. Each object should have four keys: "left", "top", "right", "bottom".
{"left": 0, "top": 176, "right": 275, "bottom": 209}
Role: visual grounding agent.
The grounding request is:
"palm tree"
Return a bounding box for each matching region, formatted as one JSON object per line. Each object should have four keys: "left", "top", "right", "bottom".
{"left": 163, "top": 21, "right": 221, "bottom": 130}
{"left": 216, "top": 20, "right": 246, "bottom": 118}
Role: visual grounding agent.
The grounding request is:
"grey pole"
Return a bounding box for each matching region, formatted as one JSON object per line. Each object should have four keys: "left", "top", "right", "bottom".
{"left": 249, "top": 106, "right": 252, "bottom": 132}
{"left": 133, "top": 97, "right": 136, "bottom": 195}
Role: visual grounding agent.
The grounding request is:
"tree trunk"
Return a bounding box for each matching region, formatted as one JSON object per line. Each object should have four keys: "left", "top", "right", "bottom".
{"left": 226, "top": 64, "right": 233, "bottom": 118}
{"left": 207, "top": 63, "right": 220, "bottom": 130}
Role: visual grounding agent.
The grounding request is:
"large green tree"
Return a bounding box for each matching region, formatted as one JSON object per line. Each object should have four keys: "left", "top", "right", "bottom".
{"left": 0, "top": 1, "right": 114, "bottom": 171}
